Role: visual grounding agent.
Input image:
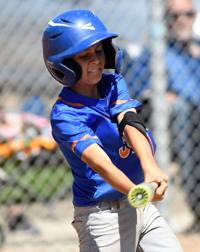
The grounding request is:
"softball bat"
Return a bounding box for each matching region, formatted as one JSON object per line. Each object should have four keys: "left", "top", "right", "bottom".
{"left": 128, "top": 183, "right": 157, "bottom": 208}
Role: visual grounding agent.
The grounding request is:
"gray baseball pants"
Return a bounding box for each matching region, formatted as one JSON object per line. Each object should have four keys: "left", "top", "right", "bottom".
{"left": 72, "top": 199, "right": 184, "bottom": 252}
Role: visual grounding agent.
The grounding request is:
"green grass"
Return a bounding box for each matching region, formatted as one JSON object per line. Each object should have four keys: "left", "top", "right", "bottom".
{"left": 0, "top": 160, "right": 73, "bottom": 204}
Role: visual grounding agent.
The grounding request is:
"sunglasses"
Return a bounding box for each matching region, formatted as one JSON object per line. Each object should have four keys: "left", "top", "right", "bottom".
{"left": 166, "top": 10, "right": 195, "bottom": 20}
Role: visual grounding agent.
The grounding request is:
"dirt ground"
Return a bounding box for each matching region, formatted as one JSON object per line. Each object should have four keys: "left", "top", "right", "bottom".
{"left": 0, "top": 193, "right": 200, "bottom": 252}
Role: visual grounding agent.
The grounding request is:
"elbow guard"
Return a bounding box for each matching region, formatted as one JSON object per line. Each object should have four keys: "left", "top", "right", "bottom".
{"left": 118, "top": 111, "right": 147, "bottom": 138}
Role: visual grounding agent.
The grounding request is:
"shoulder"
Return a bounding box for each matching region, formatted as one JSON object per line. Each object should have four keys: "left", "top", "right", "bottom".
{"left": 101, "top": 73, "right": 125, "bottom": 85}
{"left": 102, "top": 73, "right": 130, "bottom": 95}
{"left": 99, "top": 73, "right": 124, "bottom": 96}
{"left": 50, "top": 100, "right": 86, "bottom": 137}
{"left": 50, "top": 97, "right": 83, "bottom": 127}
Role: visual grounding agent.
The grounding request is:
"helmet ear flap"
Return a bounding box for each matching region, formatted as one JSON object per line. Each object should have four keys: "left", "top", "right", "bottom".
{"left": 62, "top": 59, "right": 82, "bottom": 86}
{"left": 102, "top": 39, "right": 122, "bottom": 73}
{"left": 115, "top": 46, "right": 122, "bottom": 74}
{"left": 47, "top": 59, "right": 82, "bottom": 87}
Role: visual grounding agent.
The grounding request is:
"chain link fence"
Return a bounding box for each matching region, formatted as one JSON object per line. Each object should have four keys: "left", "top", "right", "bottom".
{"left": 0, "top": 0, "right": 200, "bottom": 249}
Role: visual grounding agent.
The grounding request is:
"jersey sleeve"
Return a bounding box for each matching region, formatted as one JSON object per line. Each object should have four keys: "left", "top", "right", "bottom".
{"left": 51, "top": 109, "right": 102, "bottom": 158}
{"left": 109, "top": 74, "right": 142, "bottom": 119}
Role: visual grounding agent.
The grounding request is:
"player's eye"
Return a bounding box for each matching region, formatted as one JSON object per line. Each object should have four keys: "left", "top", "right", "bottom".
{"left": 79, "top": 54, "right": 90, "bottom": 60}
{"left": 74, "top": 44, "right": 104, "bottom": 62}
{"left": 96, "top": 47, "right": 104, "bottom": 55}
{"left": 95, "top": 44, "right": 103, "bottom": 53}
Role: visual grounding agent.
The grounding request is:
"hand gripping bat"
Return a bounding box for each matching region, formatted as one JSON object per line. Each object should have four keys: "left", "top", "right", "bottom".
{"left": 128, "top": 182, "right": 158, "bottom": 208}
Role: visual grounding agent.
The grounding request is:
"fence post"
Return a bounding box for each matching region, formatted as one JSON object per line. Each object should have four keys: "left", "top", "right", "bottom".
{"left": 148, "top": 0, "right": 171, "bottom": 218}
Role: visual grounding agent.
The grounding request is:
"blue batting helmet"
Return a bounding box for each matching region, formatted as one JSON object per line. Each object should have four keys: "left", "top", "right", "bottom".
{"left": 42, "top": 9, "right": 122, "bottom": 86}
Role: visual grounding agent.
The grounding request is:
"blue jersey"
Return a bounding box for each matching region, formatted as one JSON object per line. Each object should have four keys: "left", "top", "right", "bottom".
{"left": 51, "top": 73, "right": 155, "bottom": 206}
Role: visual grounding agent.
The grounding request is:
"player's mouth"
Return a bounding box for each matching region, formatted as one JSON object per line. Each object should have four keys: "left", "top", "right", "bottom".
{"left": 88, "top": 67, "right": 101, "bottom": 74}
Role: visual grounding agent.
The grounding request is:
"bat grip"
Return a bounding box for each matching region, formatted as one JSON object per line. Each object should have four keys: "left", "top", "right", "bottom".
{"left": 149, "top": 182, "right": 158, "bottom": 191}
{"left": 145, "top": 182, "right": 158, "bottom": 198}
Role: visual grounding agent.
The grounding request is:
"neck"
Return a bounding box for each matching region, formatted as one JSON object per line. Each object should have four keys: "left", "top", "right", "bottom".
{"left": 70, "top": 84, "right": 100, "bottom": 99}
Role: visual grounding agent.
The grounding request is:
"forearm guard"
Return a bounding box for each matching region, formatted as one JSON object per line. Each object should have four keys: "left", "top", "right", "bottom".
{"left": 118, "top": 111, "right": 147, "bottom": 138}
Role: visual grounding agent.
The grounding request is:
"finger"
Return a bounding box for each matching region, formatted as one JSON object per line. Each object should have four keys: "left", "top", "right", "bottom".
{"left": 163, "top": 175, "right": 169, "bottom": 183}
{"left": 156, "top": 181, "right": 168, "bottom": 196}
{"left": 157, "top": 175, "right": 169, "bottom": 185}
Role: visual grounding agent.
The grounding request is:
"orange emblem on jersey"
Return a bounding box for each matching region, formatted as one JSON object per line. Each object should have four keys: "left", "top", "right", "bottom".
{"left": 119, "top": 145, "right": 131, "bottom": 158}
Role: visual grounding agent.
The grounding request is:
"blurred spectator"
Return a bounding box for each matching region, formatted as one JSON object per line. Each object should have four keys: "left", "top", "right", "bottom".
{"left": 0, "top": 107, "right": 56, "bottom": 163}
{"left": 6, "top": 205, "right": 39, "bottom": 234}
{"left": 125, "top": 0, "right": 200, "bottom": 233}
{"left": 0, "top": 106, "right": 52, "bottom": 235}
